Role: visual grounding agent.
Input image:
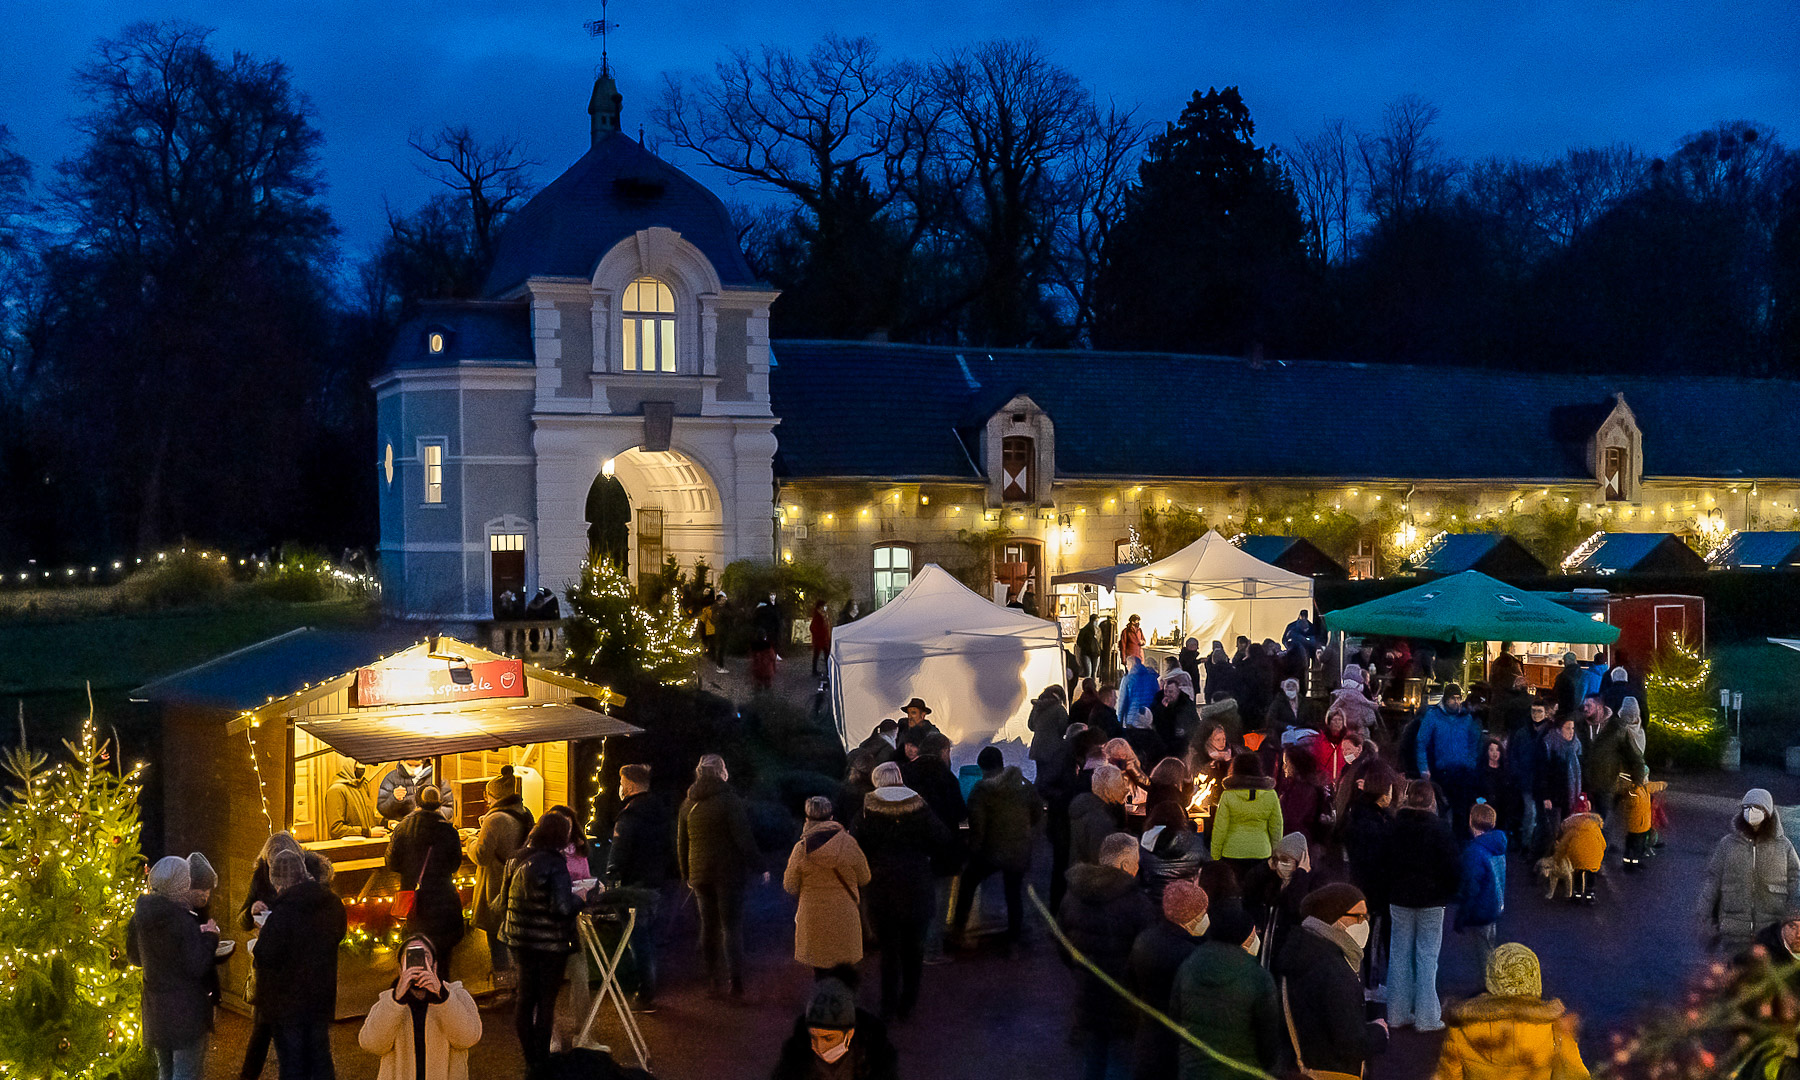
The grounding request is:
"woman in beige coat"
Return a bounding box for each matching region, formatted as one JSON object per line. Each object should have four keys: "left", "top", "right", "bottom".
{"left": 358, "top": 936, "right": 482, "bottom": 1080}
{"left": 783, "top": 796, "right": 872, "bottom": 973}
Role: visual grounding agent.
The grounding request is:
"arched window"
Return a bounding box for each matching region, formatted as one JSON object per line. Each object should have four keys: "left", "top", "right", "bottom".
{"left": 622, "top": 277, "right": 676, "bottom": 373}
{"left": 873, "top": 544, "right": 913, "bottom": 607}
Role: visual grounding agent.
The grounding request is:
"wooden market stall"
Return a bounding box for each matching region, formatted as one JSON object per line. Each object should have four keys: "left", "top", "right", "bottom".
{"left": 133, "top": 630, "right": 633, "bottom": 1015}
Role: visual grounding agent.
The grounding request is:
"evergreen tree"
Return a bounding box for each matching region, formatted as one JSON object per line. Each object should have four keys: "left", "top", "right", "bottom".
{"left": 1644, "top": 638, "right": 1724, "bottom": 768}
{"left": 0, "top": 709, "right": 148, "bottom": 1079}
{"left": 563, "top": 557, "right": 700, "bottom": 688}
{"left": 1092, "top": 87, "right": 1313, "bottom": 356}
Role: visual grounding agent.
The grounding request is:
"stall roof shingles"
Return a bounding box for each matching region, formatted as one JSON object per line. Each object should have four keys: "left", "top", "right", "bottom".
{"left": 1566, "top": 532, "right": 1693, "bottom": 573}
{"left": 767, "top": 341, "right": 1800, "bottom": 482}
{"left": 130, "top": 628, "right": 424, "bottom": 712}
{"left": 1710, "top": 531, "right": 1800, "bottom": 568}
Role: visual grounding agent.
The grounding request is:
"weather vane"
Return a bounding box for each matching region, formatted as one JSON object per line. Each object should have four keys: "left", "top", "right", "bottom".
{"left": 583, "top": 1, "right": 619, "bottom": 77}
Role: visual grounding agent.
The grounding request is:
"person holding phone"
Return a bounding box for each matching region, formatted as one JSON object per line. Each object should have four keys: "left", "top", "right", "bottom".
{"left": 127, "top": 856, "right": 221, "bottom": 1080}
{"left": 358, "top": 936, "right": 482, "bottom": 1080}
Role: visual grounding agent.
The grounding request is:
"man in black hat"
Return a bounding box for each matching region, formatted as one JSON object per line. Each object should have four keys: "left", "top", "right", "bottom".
{"left": 895, "top": 698, "right": 940, "bottom": 755}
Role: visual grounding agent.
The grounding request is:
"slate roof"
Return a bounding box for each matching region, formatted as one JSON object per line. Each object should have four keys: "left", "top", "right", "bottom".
{"left": 1412, "top": 533, "right": 1548, "bottom": 576}
{"left": 387, "top": 301, "right": 533, "bottom": 370}
{"left": 484, "top": 132, "right": 756, "bottom": 297}
{"left": 766, "top": 340, "right": 1800, "bottom": 482}
{"left": 1563, "top": 532, "right": 1705, "bottom": 574}
{"left": 1708, "top": 531, "right": 1800, "bottom": 569}
{"left": 1236, "top": 536, "right": 1305, "bottom": 564}
{"left": 130, "top": 627, "right": 425, "bottom": 712}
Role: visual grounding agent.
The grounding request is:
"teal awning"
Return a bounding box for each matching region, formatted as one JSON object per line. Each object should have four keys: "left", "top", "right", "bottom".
{"left": 1322, "top": 570, "right": 1621, "bottom": 644}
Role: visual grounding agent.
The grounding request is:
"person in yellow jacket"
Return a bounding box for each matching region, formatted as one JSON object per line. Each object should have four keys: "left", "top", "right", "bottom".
{"left": 358, "top": 936, "right": 483, "bottom": 1080}
{"left": 1554, "top": 795, "right": 1607, "bottom": 903}
{"left": 1210, "top": 752, "right": 1284, "bottom": 879}
{"left": 1619, "top": 777, "right": 1667, "bottom": 869}
{"left": 1435, "top": 942, "right": 1589, "bottom": 1080}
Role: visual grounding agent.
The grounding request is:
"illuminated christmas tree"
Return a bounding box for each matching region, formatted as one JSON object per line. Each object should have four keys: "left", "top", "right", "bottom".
{"left": 0, "top": 708, "right": 148, "bottom": 1080}
{"left": 1644, "top": 637, "right": 1724, "bottom": 768}
{"left": 564, "top": 557, "right": 700, "bottom": 686}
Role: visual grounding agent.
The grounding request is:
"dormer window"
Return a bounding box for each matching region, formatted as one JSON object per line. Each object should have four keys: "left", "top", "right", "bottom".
{"left": 426, "top": 330, "right": 446, "bottom": 355}
{"left": 622, "top": 277, "right": 676, "bottom": 373}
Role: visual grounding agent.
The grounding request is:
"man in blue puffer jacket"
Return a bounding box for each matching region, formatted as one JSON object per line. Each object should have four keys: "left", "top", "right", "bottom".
{"left": 1415, "top": 684, "right": 1483, "bottom": 836}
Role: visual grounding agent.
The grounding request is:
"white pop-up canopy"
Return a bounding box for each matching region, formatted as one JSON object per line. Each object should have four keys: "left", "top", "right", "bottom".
{"left": 1115, "top": 530, "right": 1315, "bottom": 650}
{"left": 829, "top": 564, "right": 1065, "bottom": 754}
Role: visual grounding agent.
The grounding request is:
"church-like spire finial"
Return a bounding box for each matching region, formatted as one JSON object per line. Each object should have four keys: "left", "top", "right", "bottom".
{"left": 584, "top": 3, "right": 623, "bottom": 144}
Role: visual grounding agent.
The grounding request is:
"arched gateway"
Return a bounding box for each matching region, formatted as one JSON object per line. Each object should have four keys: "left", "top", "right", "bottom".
{"left": 373, "top": 70, "right": 778, "bottom": 619}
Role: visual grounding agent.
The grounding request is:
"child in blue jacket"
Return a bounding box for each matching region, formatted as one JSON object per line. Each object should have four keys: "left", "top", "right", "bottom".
{"left": 1455, "top": 800, "right": 1507, "bottom": 970}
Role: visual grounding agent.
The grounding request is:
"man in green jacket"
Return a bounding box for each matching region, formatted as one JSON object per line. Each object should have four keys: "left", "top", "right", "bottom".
{"left": 1169, "top": 905, "right": 1282, "bottom": 1080}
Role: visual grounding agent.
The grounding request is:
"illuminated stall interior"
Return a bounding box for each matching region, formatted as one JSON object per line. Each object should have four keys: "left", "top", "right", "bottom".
{"left": 221, "top": 635, "right": 633, "bottom": 1013}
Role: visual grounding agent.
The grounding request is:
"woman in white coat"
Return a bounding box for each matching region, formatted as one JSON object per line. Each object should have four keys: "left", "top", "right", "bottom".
{"left": 359, "top": 937, "right": 483, "bottom": 1080}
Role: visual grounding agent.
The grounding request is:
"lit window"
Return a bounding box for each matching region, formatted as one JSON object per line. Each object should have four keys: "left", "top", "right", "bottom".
{"left": 427, "top": 331, "right": 445, "bottom": 354}
{"left": 621, "top": 277, "right": 676, "bottom": 373}
{"left": 422, "top": 443, "right": 444, "bottom": 504}
{"left": 873, "top": 544, "right": 912, "bottom": 606}
{"left": 490, "top": 533, "right": 525, "bottom": 552}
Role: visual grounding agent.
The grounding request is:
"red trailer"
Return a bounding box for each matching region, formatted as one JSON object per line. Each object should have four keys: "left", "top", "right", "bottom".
{"left": 1551, "top": 589, "right": 1705, "bottom": 658}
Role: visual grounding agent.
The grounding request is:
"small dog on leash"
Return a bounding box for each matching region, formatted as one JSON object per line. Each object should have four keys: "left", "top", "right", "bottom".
{"left": 1536, "top": 855, "right": 1574, "bottom": 900}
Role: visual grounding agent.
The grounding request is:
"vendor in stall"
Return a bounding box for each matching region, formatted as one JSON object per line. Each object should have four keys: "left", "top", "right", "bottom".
{"left": 324, "top": 762, "right": 384, "bottom": 839}
{"left": 379, "top": 758, "right": 455, "bottom": 823}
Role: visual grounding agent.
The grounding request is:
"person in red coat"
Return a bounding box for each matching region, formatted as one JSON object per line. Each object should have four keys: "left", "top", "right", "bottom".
{"left": 810, "top": 600, "right": 832, "bottom": 677}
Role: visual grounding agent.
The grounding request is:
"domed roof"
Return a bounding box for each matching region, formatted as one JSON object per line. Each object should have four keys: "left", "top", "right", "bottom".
{"left": 483, "top": 131, "right": 756, "bottom": 297}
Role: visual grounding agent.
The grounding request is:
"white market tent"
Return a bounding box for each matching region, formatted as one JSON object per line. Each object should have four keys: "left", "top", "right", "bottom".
{"left": 1115, "top": 530, "right": 1315, "bottom": 650}
{"left": 829, "top": 564, "right": 1065, "bottom": 754}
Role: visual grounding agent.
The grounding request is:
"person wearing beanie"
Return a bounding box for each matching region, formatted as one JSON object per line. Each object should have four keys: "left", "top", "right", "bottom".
{"left": 1168, "top": 901, "right": 1281, "bottom": 1080}
{"left": 1615, "top": 696, "right": 1647, "bottom": 757}
{"left": 1415, "top": 683, "right": 1484, "bottom": 835}
{"left": 256, "top": 838, "right": 346, "bottom": 1079}
{"left": 1127, "top": 881, "right": 1211, "bottom": 1078}
{"left": 679, "top": 754, "right": 763, "bottom": 998}
{"left": 1241, "top": 831, "right": 1314, "bottom": 968}
{"left": 182, "top": 852, "right": 225, "bottom": 1012}
{"left": 953, "top": 747, "right": 1044, "bottom": 950}
{"left": 899, "top": 729, "right": 967, "bottom": 963}
{"left": 1435, "top": 943, "right": 1589, "bottom": 1080}
{"left": 1700, "top": 788, "right": 1800, "bottom": 952}
{"left": 468, "top": 764, "right": 536, "bottom": 997}
{"left": 1070, "top": 764, "right": 1133, "bottom": 867}
{"left": 785, "top": 794, "right": 872, "bottom": 975}
{"left": 1273, "top": 882, "right": 1389, "bottom": 1078}
{"left": 1060, "top": 833, "right": 1157, "bottom": 1079}
{"left": 387, "top": 774, "right": 466, "bottom": 977}
{"left": 1211, "top": 753, "right": 1284, "bottom": 878}
{"left": 128, "top": 855, "right": 221, "bottom": 1080}
{"left": 771, "top": 974, "right": 900, "bottom": 1080}
{"left": 852, "top": 754, "right": 951, "bottom": 1022}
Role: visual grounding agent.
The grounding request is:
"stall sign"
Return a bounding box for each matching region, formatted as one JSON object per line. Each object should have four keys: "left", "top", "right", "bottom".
{"left": 354, "top": 660, "right": 527, "bottom": 708}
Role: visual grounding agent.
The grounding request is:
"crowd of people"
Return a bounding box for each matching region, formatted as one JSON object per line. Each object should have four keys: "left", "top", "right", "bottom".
{"left": 122, "top": 623, "right": 1800, "bottom": 1080}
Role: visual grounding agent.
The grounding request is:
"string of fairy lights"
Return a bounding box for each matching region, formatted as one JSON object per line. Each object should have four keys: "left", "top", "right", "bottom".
{"left": 0, "top": 545, "right": 380, "bottom": 593}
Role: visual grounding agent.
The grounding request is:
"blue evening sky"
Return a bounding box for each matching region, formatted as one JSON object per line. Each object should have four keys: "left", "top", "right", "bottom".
{"left": 2, "top": 1, "right": 1794, "bottom": 258}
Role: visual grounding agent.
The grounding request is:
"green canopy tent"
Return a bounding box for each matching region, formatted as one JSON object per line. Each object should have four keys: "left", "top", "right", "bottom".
{"left": 1322, "top": 570, "right": 1621, "bottom": 645}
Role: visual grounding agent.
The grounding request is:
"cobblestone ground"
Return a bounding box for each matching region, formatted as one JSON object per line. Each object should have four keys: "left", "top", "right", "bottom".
{"left": 204, "top": 651, "right": 1800, "bottom": 1079}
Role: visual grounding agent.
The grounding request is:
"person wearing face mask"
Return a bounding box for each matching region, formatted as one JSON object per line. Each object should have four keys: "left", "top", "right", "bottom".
{"left": 325, "top": 761, "right": 383, "bottom": 839}
{"left": 1168, "top": 903, "right": 1281, "bottom": 1080}
{"left": 1273, "top": 883, "right": 1390, "bottom": 1080}
{"left": 1241, "top": 832, "right": 1313, "bottom": 969}
{"left": 1263, "top": 678, "right": 1306, "bottom": 757}
{"left": 1126, "top": 881, "right": 1211, "bottom": 1080}
{"left": 771, "top": 975, "right": 899, "bottom": 1080}
{"left": 1700, "top": 789, "right": 1800, "bottom": 954}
